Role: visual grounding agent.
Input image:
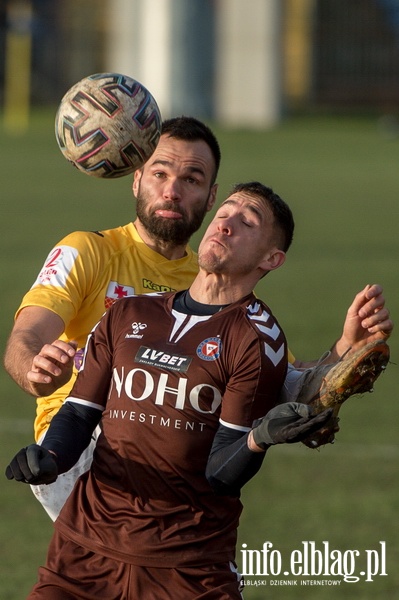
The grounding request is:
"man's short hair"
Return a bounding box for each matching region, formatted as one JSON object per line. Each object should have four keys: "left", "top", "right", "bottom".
{"left": 230, "top": 181, "right": 295, "bottom": 252}
{"left": 161, "top": 116, "right": 221, "bottom": 183}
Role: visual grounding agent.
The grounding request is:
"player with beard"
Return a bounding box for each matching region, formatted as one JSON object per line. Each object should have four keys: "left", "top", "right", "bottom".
{"left": 4, "top": 117, "right": 393, "bottom": 522}
{"left": 4, "top": 116, "right": 220, "bottom": 520}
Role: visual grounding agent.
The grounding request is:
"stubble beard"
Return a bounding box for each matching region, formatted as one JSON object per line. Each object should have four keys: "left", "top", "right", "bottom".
{"left": 198, "top": 243, "right": 226, "bottom": 274}
{"left": 198, "top": 241, "right": 264, "bottom": 276}
{"left": 135, "top": 186, "right": 210, "bottom": 247}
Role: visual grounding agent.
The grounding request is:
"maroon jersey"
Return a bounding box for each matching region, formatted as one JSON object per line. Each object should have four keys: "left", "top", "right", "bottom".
{"left": 55, "top": 292, "right": 287, "bottom": 567}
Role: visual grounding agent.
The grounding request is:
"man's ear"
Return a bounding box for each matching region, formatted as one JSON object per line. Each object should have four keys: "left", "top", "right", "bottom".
{"left": 132, "top": 169, "right": 142, "bottom": 197}
{"left": 259, "top": 248, "right": 286, "bottom": 273}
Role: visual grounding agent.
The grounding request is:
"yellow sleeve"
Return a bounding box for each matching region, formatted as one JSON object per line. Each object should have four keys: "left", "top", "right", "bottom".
{"left": 16, "top": 231, "right": 106, "bottom": 325}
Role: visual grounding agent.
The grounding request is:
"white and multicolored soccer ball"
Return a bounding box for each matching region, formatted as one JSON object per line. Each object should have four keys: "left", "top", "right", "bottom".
{"left": 55, "top": 73, "right": 162, "bottom": 179}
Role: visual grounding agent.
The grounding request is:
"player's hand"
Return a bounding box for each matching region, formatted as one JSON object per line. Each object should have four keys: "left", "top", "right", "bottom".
{"left": 27, "top": 340, "right": 77, "bottom": 397}
{"left": 251, "top": 403, "right": 333, "bottom": 449}
{"left": 5, "top": 445, "right": 58, "bottom": 485}
{"left": 336, "top": 284, "right": 393, "bottom": 357}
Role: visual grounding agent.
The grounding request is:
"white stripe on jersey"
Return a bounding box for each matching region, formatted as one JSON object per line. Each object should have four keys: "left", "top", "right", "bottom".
{"left": 66, "top": 398, "right": 103, "bottom": 412}
{"left": 219, "top": 418, "right": 251, "bottom": 433}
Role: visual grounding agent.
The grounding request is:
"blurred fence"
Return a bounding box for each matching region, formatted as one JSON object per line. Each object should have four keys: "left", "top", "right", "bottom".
{"left": 312, "top": 0, "right": 399, "bottom": 109}
{"left": 1, "top": 0, "right": 399, "bottom": 125}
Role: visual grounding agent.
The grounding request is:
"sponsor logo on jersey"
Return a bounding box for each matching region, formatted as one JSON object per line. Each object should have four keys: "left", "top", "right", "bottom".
{"left": 135, "top": 346, "right": 192, "bottom": 372}
{"left": 142, "top": 278, "right": 176, "bottom": 292}
{"left": 104, "top": 281, "right": 135, "bottom": 309}
{"left": 126, "top": 322, "right": 147, "bottom": 339}
{"left": 113, "top": 366, "right": 221, "bottom": 414}
{"left": 196, "top": 337, "right": 222, "bottom": 362}
{"left": 32, "top": 246, "right": 78, "bottom": 287}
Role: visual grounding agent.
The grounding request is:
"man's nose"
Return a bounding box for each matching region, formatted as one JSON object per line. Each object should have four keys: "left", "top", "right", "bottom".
{"left": 163, "top": 178, "right": 181, "bottom": 200}
{"left": 217, "top": 217, "right": 232, "bottom": 235}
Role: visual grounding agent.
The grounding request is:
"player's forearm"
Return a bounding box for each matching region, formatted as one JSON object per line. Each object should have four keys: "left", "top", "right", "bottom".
{"left": 206, "top": 429, "right": 266, "bottom": 496}
{"left": 4, "top": 329, "right": 46, "bottom": 396}
{"left": 42, "top": 401, "right": 102, "bottom": 474}
{"left": 6, "top": 401, "right": 102, "bottom": 485}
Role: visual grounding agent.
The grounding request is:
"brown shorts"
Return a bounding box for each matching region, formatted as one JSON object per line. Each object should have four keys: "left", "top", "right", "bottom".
{"left": 28, "top": 530, "right": 244, "bottom": 599}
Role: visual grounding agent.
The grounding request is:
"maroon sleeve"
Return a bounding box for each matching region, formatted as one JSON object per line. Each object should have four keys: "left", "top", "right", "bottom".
{"left": 67, "top": 306, "right": 116, "bottom": 407}
{"left": 219, "top": 301, "right": 287, "bottom": 430}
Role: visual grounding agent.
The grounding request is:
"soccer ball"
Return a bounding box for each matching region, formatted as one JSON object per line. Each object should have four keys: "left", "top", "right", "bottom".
{"left": 55, "top": 73, "right": 162, "bottom": 179}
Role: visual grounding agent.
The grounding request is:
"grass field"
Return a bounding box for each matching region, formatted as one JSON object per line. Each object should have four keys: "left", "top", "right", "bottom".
{"left": 0, "top": 111, "right": 398, "bottom": 599}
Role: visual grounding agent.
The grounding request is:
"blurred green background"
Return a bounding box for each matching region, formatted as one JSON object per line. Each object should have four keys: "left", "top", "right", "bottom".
{"left": 0, "top": 112, "right": 398, "bottom": 599}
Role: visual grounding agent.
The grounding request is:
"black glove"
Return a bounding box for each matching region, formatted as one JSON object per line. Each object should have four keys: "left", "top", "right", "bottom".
{"left": 252, "top": 402, "right": 333, "bottom": 449}
{"left": 5, "top": 444, "right": 58, "bottom": 485}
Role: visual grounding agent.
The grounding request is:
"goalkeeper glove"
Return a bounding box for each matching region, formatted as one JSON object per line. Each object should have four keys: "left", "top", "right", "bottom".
{"left": 5, "top": 444, "right": 58, "bottom": 485}
{"left": 252, "top": 402, "right": 333, "bottom": 449}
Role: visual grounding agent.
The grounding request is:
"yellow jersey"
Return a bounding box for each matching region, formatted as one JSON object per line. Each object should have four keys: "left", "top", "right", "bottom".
{"left": 17, "top": 222, "right": 199, "bottom": 441}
